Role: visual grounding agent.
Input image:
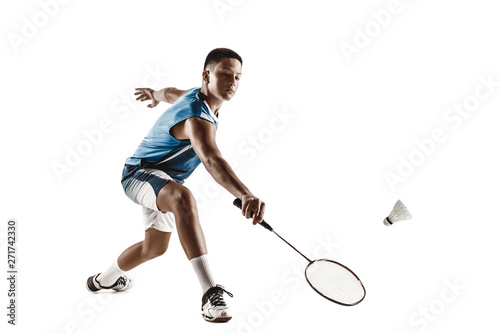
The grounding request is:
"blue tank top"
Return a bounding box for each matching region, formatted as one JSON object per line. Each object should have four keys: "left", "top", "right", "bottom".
{"left": 125, "top": 88, "right": 218, "bottom": 184}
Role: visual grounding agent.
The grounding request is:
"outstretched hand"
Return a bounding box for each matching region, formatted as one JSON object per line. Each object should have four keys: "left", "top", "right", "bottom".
{"left": 135, "top": 88, "right": 160, "bottom": 108}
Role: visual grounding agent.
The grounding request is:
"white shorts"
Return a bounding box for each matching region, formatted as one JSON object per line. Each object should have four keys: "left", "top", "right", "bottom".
{"left": 121, "top": 164, "right": 176, "bottom": 232}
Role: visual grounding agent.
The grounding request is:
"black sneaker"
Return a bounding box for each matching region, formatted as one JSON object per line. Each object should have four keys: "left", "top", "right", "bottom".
{"left": 86, "top": 273, "right": 134, "bottom": 292}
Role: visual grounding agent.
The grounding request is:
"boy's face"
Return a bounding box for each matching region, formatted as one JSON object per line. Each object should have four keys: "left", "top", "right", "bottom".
{"left": 205, "top": 58, "right": 242, "bottom": 101}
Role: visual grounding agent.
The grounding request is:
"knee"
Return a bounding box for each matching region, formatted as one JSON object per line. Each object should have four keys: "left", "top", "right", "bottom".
{"left": 143, "top": 242, "right": 168, "bottom": 259}
{"left": 170, "top": 188, "right": 197, "bottom": 216}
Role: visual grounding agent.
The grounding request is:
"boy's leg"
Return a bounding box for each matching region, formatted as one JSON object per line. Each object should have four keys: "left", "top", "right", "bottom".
{"left": 156, "top": 181, "right": 206, "bottom": 260}
{"left": 156, "top": 181, "right": 217, "bottom": 291}
{"left": 88, "top": 167, "right": 176, "bottom": 291}
{"left": 156, "top": 181, "right": 232, "bottom": 322}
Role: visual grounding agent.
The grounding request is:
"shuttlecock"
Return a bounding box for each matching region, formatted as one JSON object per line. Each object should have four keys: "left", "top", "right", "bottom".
{"left": 384, "top": 200, "right": 412, "bottom": 226}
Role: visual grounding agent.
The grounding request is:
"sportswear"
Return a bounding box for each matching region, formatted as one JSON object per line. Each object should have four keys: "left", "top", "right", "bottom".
{"left": 124, "top": 88, "right": 218, "bottom": 184}
{"left": 201, "top": 285, "right": 233, "bottom": 322}
{"left": 86, "top": 273, "right": 134, "bottom": 292}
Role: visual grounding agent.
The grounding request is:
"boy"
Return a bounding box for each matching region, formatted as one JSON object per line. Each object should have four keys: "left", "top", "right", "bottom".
{"left": 86, "top": 48, "right": 266, "bottom": 323}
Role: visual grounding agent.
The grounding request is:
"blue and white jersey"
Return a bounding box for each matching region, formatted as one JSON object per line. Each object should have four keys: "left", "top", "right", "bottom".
{"left": 124, "top": 88, "right": 218, "bottom": 184}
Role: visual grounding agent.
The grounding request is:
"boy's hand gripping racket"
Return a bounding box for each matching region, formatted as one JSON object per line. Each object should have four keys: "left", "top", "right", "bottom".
{"left": 233, "top": 198, "right": 366, "bottom": 306}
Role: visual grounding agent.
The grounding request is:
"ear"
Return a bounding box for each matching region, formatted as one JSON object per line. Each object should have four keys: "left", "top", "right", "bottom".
{"left": 202, "top": 70, "right": 210, "bottom": 83}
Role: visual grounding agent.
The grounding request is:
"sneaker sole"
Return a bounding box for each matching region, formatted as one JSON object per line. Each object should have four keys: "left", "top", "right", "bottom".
{"left": 202, "top": 314, "right": 232, "bottom": 323}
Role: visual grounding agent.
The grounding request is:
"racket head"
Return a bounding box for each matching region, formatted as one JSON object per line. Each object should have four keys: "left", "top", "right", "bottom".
{"left": 305, "top": 259, "right": 366, "bottom": 306}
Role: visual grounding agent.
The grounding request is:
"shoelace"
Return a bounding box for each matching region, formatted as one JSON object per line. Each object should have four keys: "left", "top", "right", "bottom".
{"left": 93, "top": 274, "right": 126, "bottom": 289}
{"left": 114, "top": 276, "right": 127, "bottom": 287}
{"left": 208, "top": 286, "right": 233, "bottom": 307}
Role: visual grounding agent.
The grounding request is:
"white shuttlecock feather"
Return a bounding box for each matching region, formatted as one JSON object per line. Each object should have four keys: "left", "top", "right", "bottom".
{"left": 384, "top": 200, "right": 412, "bottom": 226}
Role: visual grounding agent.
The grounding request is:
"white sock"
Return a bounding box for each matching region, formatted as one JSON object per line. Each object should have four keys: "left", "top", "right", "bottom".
{"left": 97, "top": 259, "right": 126, "bottom": 287}
{"left": 190, "top": 254, "right": 216, "bottom": 293}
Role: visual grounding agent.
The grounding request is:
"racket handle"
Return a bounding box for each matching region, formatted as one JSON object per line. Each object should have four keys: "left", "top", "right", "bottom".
{"left": 233, "top": 198, "right": 273, "bottom": 232}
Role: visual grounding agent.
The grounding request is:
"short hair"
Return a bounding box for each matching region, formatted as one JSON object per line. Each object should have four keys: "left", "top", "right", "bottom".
{"left": 203, "top": 48, "right": 242, "bottom": 70}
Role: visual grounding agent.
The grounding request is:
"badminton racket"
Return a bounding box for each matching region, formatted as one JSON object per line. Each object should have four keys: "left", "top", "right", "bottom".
{"left": 233, "top": 198, "right": 366, "bottom": 306}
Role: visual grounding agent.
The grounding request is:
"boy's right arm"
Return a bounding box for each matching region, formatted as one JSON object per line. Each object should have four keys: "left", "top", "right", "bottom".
{"left": 181, "top": 117, "right": 266, "bottom": 224}
{"left": 135, "top": 87, "right": 188, "bottom": 107}
{"left": 156, "top": 88, "right": 188, "bottom": 104}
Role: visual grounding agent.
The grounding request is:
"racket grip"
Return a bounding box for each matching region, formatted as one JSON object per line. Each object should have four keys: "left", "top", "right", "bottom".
{"left": 233, "top": 198, "right": 273, "bottom": 232}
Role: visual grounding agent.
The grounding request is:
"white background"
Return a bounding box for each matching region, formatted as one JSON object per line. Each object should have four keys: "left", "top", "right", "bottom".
{"left": 1, "top": 0, "right": 500, "bottom": 332}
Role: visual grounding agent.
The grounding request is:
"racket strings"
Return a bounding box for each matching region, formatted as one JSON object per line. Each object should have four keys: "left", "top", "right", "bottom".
{"left": 305, "top": 260, "right": 365, "bottom": 305}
